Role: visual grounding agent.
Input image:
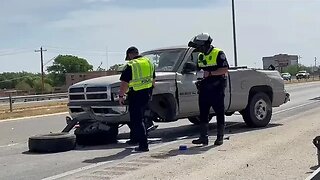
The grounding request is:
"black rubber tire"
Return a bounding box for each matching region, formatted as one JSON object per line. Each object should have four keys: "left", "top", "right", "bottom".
{"left": 28, "top": 132, "right": 76, "bottom": 153}
{"left": 241, "top": 92, "right": 272, "bottom": 127}
{"left": 75, "top": 125, "right": 119, "bottom": 145}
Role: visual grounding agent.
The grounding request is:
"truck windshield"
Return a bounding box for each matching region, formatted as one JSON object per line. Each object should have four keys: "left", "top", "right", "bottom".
{"left": 141, "top": 49, "right": 186, "bottom": 72}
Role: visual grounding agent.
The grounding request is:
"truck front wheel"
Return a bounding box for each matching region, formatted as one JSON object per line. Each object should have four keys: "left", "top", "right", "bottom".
{"left": 241, "top": 92, "right": 272, "bottom": 127}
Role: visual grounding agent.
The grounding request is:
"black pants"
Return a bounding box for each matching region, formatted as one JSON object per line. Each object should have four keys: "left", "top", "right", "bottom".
{"left": 128, "top": 91, "right": 150, "bottom": 148}
{"left": 198, "top": 78, "right": 226, "bottom": 137}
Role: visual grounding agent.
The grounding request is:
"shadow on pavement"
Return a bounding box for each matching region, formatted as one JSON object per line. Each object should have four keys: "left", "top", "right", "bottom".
{"left": 82, "top": 148, "right": 134, "bottom": 163}
{"left": 310, "top": 165, "right": 319, "bottom": 171}
{"left": 150, "top": 144, "right": 217, "bottom": 160}
{"left": 80, "top": 122, "right": 282, "bottom": 163}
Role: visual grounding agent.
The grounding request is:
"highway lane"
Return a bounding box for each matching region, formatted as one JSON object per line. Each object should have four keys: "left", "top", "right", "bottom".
{"left": 0, "top": 81, "right": 319, "bottom": 180}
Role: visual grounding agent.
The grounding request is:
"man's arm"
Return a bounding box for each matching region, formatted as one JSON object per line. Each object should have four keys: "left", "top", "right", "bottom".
{"left": 119, "top": 65, "right": 131, "bottom": 105}
{"left": 210, "top": 67, "right": 228, "bottom": 76}
{"left": 119, "top": 81, "right": 129, "bottom": 97}
{"left": 212, "top": 51, "right": 229, "bottom": 76}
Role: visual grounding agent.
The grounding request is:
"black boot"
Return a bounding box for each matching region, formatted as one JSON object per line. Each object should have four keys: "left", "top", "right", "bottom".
{"left": 214, "top": 135, "right": 223, "bottom": 146}
{"left": 192, "top": 136, "right": 208, "bottom": 145}
{"left": 192, "top": 123, "right": 209, "bottom": 145}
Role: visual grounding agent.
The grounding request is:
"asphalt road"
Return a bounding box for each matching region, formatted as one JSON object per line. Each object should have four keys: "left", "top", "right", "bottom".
{"left": 0, "top": 81, "right": 320, "bottom": 180}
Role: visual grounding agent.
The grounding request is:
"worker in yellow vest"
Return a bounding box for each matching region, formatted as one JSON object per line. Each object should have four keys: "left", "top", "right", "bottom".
{"left": 188, "top": 33, "right": 229, "bottom": 146}
{"left": 119, "top": 46, "right": 155, "bottom": 152}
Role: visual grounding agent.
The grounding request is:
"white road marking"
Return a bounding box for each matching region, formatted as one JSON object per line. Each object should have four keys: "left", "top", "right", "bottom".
{"left": 42, "top": 138, "right": 191, "bottom": 180}
{"left": 305, "top": 166, "right": 320, "bottom": 180}
{"left": 273, "top": 101, "right": 318, "bottom": 115}
{"left": 0, "top": 112, "right": 68, "bottom": 123}
{"left": 0, "top": 143, "right": 19, "bottom": 148}
{"left": 42, "top": 161, "right": 114, "bottom": 180}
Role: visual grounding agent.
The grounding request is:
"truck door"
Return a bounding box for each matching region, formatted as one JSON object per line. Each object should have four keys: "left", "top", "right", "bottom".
{"left": 224, "top": 75, "right": 231, "bottom": 112}
{"left": 176, "top": 51, "right": 200, "bottom": 116}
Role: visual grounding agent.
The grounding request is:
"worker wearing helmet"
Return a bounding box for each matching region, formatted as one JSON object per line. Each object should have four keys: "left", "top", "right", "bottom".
{"left": 188, "top": 33, "right": 229, "bottom": 145}
{"left": 119, "top": 46, "right": 156, "bottom": 152}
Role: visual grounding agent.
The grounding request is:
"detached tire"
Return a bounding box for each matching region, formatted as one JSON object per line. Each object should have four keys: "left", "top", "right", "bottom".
{"left": 241, "top": 92, "right": 272, "bottom": 127}
{"left": 28, "top": 133, "right": 76, "bottom": 153}
{"left": 75, "top": 125, "right": 118, "bottom": 145}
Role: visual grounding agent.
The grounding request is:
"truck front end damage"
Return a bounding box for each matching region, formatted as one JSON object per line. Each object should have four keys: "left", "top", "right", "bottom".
{"left": 68, "top": 84, "right": 130, "bottom": 125}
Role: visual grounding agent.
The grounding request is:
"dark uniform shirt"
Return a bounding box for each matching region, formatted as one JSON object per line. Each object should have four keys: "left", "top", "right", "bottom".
{"left": 120, "top": 56, "right": 156, "bottom": 95}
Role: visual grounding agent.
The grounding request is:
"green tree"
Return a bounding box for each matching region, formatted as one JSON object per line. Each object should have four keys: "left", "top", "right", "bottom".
{"left": 0, "top": 72, "right": 41, "bottom": 90}
{"left": 47, "top": 55, "right": 93, "bottom": 86}
{"left": 32, "top": 78, "right": 53, "bottom": 93}
{"left": 15, "top": 81, "right": 32, "bottom": 92}
{"left": 282, "top": 64, "right": 311, "bottom": 76}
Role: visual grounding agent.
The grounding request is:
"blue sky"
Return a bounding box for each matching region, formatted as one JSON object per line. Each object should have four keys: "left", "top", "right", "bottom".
{"left": 0, "top": 0, "right": 319, "bottom": 73}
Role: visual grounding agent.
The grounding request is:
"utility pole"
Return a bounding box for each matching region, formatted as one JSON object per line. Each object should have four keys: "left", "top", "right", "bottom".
{"left": 232, "top": 0, "right": 238, "bottom": 67}
{"left": 35, "top": 47, "right": 47, "bottom": 94}
{"left": 316, "top": 57, "right": 319, "bottom": 80}
{"left": 297, "top": 55, "right": 302, "bottom": 70}
{"left": 298, "top": 55, "right": 302, "bottom": 64}
{"left": 106, "top": 47, "right": 109, "bottom": 72}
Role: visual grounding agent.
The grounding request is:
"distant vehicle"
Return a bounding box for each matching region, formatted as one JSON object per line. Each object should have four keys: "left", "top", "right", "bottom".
{"left": 296, "top": 70, "right": 310, "bottom": 79}
{"left": 281, "top": 72, "right": 291, "bottom": 81}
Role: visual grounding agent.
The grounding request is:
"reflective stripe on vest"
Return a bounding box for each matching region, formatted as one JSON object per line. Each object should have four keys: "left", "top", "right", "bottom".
{"left": 127, "top": 57, "right": 154, "bottom": 91}
{"left": 198, "top": 48, "right": 221, "bottom": 68}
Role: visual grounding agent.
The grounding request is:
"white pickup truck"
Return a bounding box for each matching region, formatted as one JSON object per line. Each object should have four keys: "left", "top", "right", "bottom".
{"left": 296, "top": 70, "right": 310, "bottom": 79}
{"left": 62, "top": 46, "right": 290, "bottom": 144}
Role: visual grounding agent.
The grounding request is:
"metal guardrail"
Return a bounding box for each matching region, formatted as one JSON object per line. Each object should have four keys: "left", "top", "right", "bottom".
{"left": 0, "top": 93, "right": 68, "bottom": 112}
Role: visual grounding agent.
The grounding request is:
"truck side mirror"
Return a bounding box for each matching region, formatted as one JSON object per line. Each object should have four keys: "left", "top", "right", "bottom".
{"left": 182, "top": 62, "right": 197, "bottom": 74}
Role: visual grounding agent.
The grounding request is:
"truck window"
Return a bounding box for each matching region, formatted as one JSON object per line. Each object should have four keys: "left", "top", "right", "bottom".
{"left": 142, "top": 49, "right": 185, "bottom": 72}
{"left": 187, "top": 50, "right": 200, "bottom": 64}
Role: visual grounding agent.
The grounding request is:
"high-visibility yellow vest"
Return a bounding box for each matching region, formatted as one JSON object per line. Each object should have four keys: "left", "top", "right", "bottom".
{"left": 127, "top": 57, "right": 154, "bottom": 91}
{"left": 198, "top": 48, "right": 222, "bottom": 68}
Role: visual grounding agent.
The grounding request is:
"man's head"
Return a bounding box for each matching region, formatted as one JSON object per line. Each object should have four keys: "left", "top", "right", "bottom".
{"left": 125, "top": 46, "right": 139, "bottom": 61}
{"left": 188, "top": 33, "right": 213, "bottom": 53}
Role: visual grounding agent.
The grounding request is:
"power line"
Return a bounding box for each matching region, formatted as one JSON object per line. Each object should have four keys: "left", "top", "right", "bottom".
{"left": 43, "top": 56, "right": 57, "bottom": 66}
{"left": 45, "top": 46, "right": 123, "bottom": 54}
{"left": 0, "top": 50, "right": 32, "bottom": 57}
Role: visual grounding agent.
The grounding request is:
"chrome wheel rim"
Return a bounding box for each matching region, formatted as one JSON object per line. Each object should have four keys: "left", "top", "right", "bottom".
{"left": 254, "top": 99, "right": 267, "bottom": 120}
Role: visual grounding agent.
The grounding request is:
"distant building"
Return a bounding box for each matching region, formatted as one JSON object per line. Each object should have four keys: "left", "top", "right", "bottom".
{"left": 65, "top": 71, "right": 119, "bottom": 89}
{"left": 262, "top": 54, "right": 299, "bottom": 71}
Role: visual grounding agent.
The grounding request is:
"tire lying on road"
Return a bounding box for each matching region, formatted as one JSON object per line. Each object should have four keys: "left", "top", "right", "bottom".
{"left": 28, "top": 132, "right": 76, "bottom": 153}
{"left": 74, "top": 125, "right": 118, "bottom": 145}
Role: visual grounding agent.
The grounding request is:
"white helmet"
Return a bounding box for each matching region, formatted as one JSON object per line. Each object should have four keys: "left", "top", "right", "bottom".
{"left": 188, "top": 33, "right": 213, "bottom": 48}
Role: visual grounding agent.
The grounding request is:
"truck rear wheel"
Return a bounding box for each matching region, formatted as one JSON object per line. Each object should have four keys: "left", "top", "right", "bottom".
{"left": 241, "top": 92, "right": 272, "bottom": 127}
